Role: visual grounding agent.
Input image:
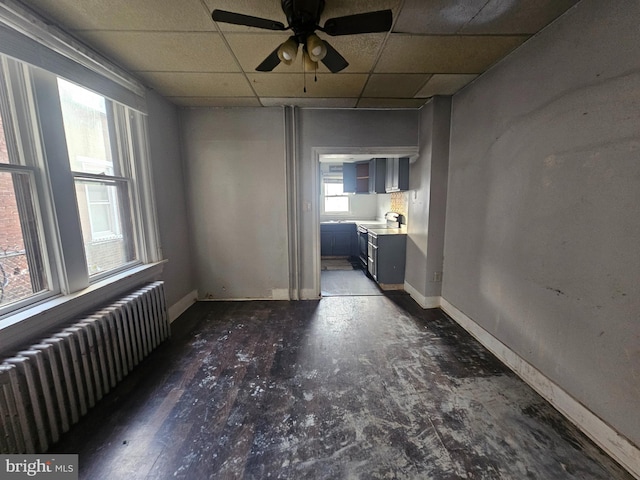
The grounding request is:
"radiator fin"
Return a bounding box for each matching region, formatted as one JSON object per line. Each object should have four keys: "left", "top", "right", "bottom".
{"left": 0, "top": 281, "right": 169, "bottom": 453}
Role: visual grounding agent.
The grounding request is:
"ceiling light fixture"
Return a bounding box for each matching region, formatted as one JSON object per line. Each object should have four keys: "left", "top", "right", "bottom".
{"left": 277, "top": 36, "right": 298, "bottom": 65}
{"left": 306, "top": 33, "right": 327, "bottom": 62}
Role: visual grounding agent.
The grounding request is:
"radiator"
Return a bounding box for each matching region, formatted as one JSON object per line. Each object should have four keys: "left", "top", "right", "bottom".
{"left": 0, "top": 281, "right": 169, "bottom": 453}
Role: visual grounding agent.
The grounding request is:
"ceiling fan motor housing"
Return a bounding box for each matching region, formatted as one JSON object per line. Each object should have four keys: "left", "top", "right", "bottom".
{"left": 281, "top": 0, "right": 325, "bottom": 39}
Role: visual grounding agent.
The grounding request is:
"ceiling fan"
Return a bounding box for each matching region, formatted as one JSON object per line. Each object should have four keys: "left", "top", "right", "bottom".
{"left": 211, "top": 0, "right": 393, "bottom": 73}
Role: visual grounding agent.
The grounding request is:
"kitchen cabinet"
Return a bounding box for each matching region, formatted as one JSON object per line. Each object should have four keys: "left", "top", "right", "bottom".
{"left": 385, "top": 157, "right": 410, "bottom": 192}
{"left": 343, "top": 161, "right": 370, "bottom": 194}
{"left": 368, "top": 158, "right": 386, "bottom": 193}
{"left": 321, "top": 223, "right": 357, "bottom": 256}
{"left": 367, "top": 231, "right": 407, "bottom": 286}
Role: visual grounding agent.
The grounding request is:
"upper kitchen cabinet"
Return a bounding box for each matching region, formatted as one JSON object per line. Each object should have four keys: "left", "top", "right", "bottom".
{"left": 368, "top": 158, "right": 386, "bottom": 194}
{"left": 343, "top": 161, "right": 370, "bottom": 194}
{"left": 386, "top": 157, "right": 410, "bottom": 192}
{"left": 344, "top": 159, "right": 387, "bottom": 194}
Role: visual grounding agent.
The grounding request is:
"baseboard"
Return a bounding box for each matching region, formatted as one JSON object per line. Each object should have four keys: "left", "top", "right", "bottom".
{"left": 168, "top": 289, "right": 198, "bottom": 323}
{"left": 403, "top": 281, "right": 441, "bottom": 308}
{"left": 271, "top": 289, "right": 291, "bottom": 300}
{"left": 440, "top": 297, "right": 640, "bottom": 480}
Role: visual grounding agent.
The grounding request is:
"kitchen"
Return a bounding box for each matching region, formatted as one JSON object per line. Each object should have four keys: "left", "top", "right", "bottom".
{"left": 319, "top": 155, "right": 412, "bottom": 295}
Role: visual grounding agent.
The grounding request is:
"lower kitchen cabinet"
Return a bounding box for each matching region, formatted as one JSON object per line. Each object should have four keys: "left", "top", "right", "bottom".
{"left": 368, "top": 232, "right": 407, "bottom": 286}
{"left": 321, "top": 223, "right": 357, "bottom": 256}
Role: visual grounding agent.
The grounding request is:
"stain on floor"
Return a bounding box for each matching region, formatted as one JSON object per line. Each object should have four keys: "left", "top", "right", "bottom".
{"left": 51, "top": 295, "right": 633, "bottom": 479}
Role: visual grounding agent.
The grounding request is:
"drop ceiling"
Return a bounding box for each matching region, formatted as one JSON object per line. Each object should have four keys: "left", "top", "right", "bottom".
{"left": 19, "top": 0, "right": 580, "bottom": 108}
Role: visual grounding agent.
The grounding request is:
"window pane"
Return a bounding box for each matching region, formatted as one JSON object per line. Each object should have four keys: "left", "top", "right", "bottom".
{"left": 0, "top": 171, "right": 48, "bottom": 306}
{"left": 74, "top": 179, "right": 135, "bottom": 276}
{"left": 325, "top": 196, "right": 349, "bottom": 212}
{"left": 325, "top": 182, "right": 344, "bottom": 196}
{"left": 57, "top": 78, "right": 117, "bottom": 175}
{"left": 0, "top": 111, "right": 9, "bottom": 165}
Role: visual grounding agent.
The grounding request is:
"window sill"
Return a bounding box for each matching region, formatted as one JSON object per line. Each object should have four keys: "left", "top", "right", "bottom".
{"left": 0, "top": 261, "right": 166, "bottom": 356}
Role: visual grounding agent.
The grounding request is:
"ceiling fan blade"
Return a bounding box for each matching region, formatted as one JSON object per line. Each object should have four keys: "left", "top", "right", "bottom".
{"left": 323, "top": 10, "right": 393, "bottom": 36}
{"left": 321, "top": 41, "right": 349, "bottom": 73}
{"left": 256, "top": 47, "right": 282, "bottom": 72}
{"left": 211, "top": 10, "right": 286, "bottom": 31}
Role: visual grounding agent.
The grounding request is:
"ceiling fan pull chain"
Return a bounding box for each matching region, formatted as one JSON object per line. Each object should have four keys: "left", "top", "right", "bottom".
{"left": 303, "top": 57, "right": 307, "bottom": 93}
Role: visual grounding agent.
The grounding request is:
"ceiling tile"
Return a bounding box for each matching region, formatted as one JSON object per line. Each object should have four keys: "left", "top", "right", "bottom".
{"left": 318, "top": 0, "right": 402, "bottom": 24}
{"left": 169, "top": 97, "right": 261, "bottom": 107}
{"left": 394, "top": 0, "right": 578, "bottom": 35}
{"left": 141, "top": 72, "right": 254, "bottom": 97}
{"left": 78, "top": 32, "right": 239, "bottom": 73}
{"left": 260, "top": 98, "right": 358, "bottom": 108}
{"left": 395, "top": 0, "right": 487, "bottom": 34}
{"left": 357, "top": 98, "right": 427, "bottom": 108}
{"left": 460, "top": 0, "right": 581, "bottom": 35}
{"left": 246, "top": 73, "right": 368, "bottom": 98}
{"left": 362, "top": 74, "right": 431, "bottom": 98}
{"left": 204, "top": 0, "right": 284, "bottom": 32}
{"left": 375, "top": 34, "right": 527, "bottom": 73}
{"left": 23, "top": 0, "right": 213, "bottom": 31}
{"left": 414, "top": 74, "right": 477, "bottom": 98}
{"left": 205, "top": 0, "right": 401, "bottom": 32}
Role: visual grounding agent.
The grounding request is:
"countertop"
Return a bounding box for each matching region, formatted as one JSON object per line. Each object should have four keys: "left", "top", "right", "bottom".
{"left": 320, "top": 220, "right": 407, "bottom": 235}
{"left": 366, "top": 227, "right": 407, "bottom": 235}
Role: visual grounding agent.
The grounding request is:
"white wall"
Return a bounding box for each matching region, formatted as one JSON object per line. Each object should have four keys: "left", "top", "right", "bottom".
{"left": 180, "top": 107, "right": 290, "bottom": 300}
{"left": 146, "top": 90, "right": 196, "bottom": 310}
{"left": 443, "top": 0, "right": 640, "bottom": 447}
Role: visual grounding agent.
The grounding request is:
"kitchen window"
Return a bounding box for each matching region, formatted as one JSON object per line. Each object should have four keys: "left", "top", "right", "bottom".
{"left": 322, "top": 176, "right": 350, "bottom": 213}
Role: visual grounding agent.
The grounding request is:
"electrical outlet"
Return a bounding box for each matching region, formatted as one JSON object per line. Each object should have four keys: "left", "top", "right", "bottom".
{"left": 433, "top": 271, "right": 442, "bottom": 282}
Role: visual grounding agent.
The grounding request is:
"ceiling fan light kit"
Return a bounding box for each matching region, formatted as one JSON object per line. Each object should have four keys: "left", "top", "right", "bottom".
{"left": 306, "top": 33, "right": 327, "bottom": 62}
{"left": 211, "top": 0, "right": 393, "bottom": 74}
{"left": 277, "top": 37, "right": 299, "bottom": 64}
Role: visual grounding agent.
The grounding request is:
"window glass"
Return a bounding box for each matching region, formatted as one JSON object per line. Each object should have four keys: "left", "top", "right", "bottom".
{"left": 74, "top": 178, "right": 134, "bottom": 276}
{"left": 59, "top": 78, "right": 137, "bottom": 277}
{"left": 0, "top": 170, "right": 48, "bottom": 307}
{"left": 57, "top": 78, "right": 118, "bottom": 175}
{"left": 323, "top": 178, "right": 349, "bottom": 213}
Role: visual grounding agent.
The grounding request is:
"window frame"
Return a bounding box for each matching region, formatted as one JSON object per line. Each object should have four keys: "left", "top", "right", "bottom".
{"left": 321, "top": 175, "right": 350, "bottom": 214}
{"left": 0, "top": 53, "right": 159, "bottom": 320}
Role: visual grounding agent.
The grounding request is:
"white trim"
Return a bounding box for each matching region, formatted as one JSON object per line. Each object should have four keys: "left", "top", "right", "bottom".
{"left": 168, "top": 289, "right": 198, "bottom": 324}
{"left": 271, "top": 289, "right": 290, "bottom": 301}
{"left": 301, "top": 288, "right": 321, "bottom": 300}
{"left": 440, "top": 297, "right": 640, "bottom": 480}
{"left": 403, "top": 281, "right": 441, "bottom": 308}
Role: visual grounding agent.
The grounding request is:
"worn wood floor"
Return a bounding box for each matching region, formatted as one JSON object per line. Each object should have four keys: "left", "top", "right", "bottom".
{"left": 51, "top": 288, "right": 632, "bottom": 479}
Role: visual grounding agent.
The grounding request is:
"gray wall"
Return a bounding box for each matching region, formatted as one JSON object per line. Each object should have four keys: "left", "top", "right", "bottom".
{"left": 296, "top": 108, "right": 420, "bottom": 297}
{"left": 146, "top": 90, "right": 195, "bottom": 308}
{"left": 405, "top": 97, "right": 451, "bottom": 301}
{"left": 443, "top": 0, "right": 640, "bottom": 446}
{"left": 180, "top": 107, "right": 290, "bottom": 300}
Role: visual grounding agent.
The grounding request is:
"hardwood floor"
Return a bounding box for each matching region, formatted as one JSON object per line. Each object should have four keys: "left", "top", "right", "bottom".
{"left": 50, "top": 294, "right": 632, "bottom": 479}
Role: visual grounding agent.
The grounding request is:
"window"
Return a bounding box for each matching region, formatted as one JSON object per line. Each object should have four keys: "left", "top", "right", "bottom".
{"left": 58, "top": 79, "right": 136, "bottom": 276}
{"left": 323, "top": 177, "right": 350, "bottom": 213}
{"left": 0, "top": 64, "right": 52, "bottom": 311}
{"left": 0, "top": 47, "right": 156, "bottom": 319}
